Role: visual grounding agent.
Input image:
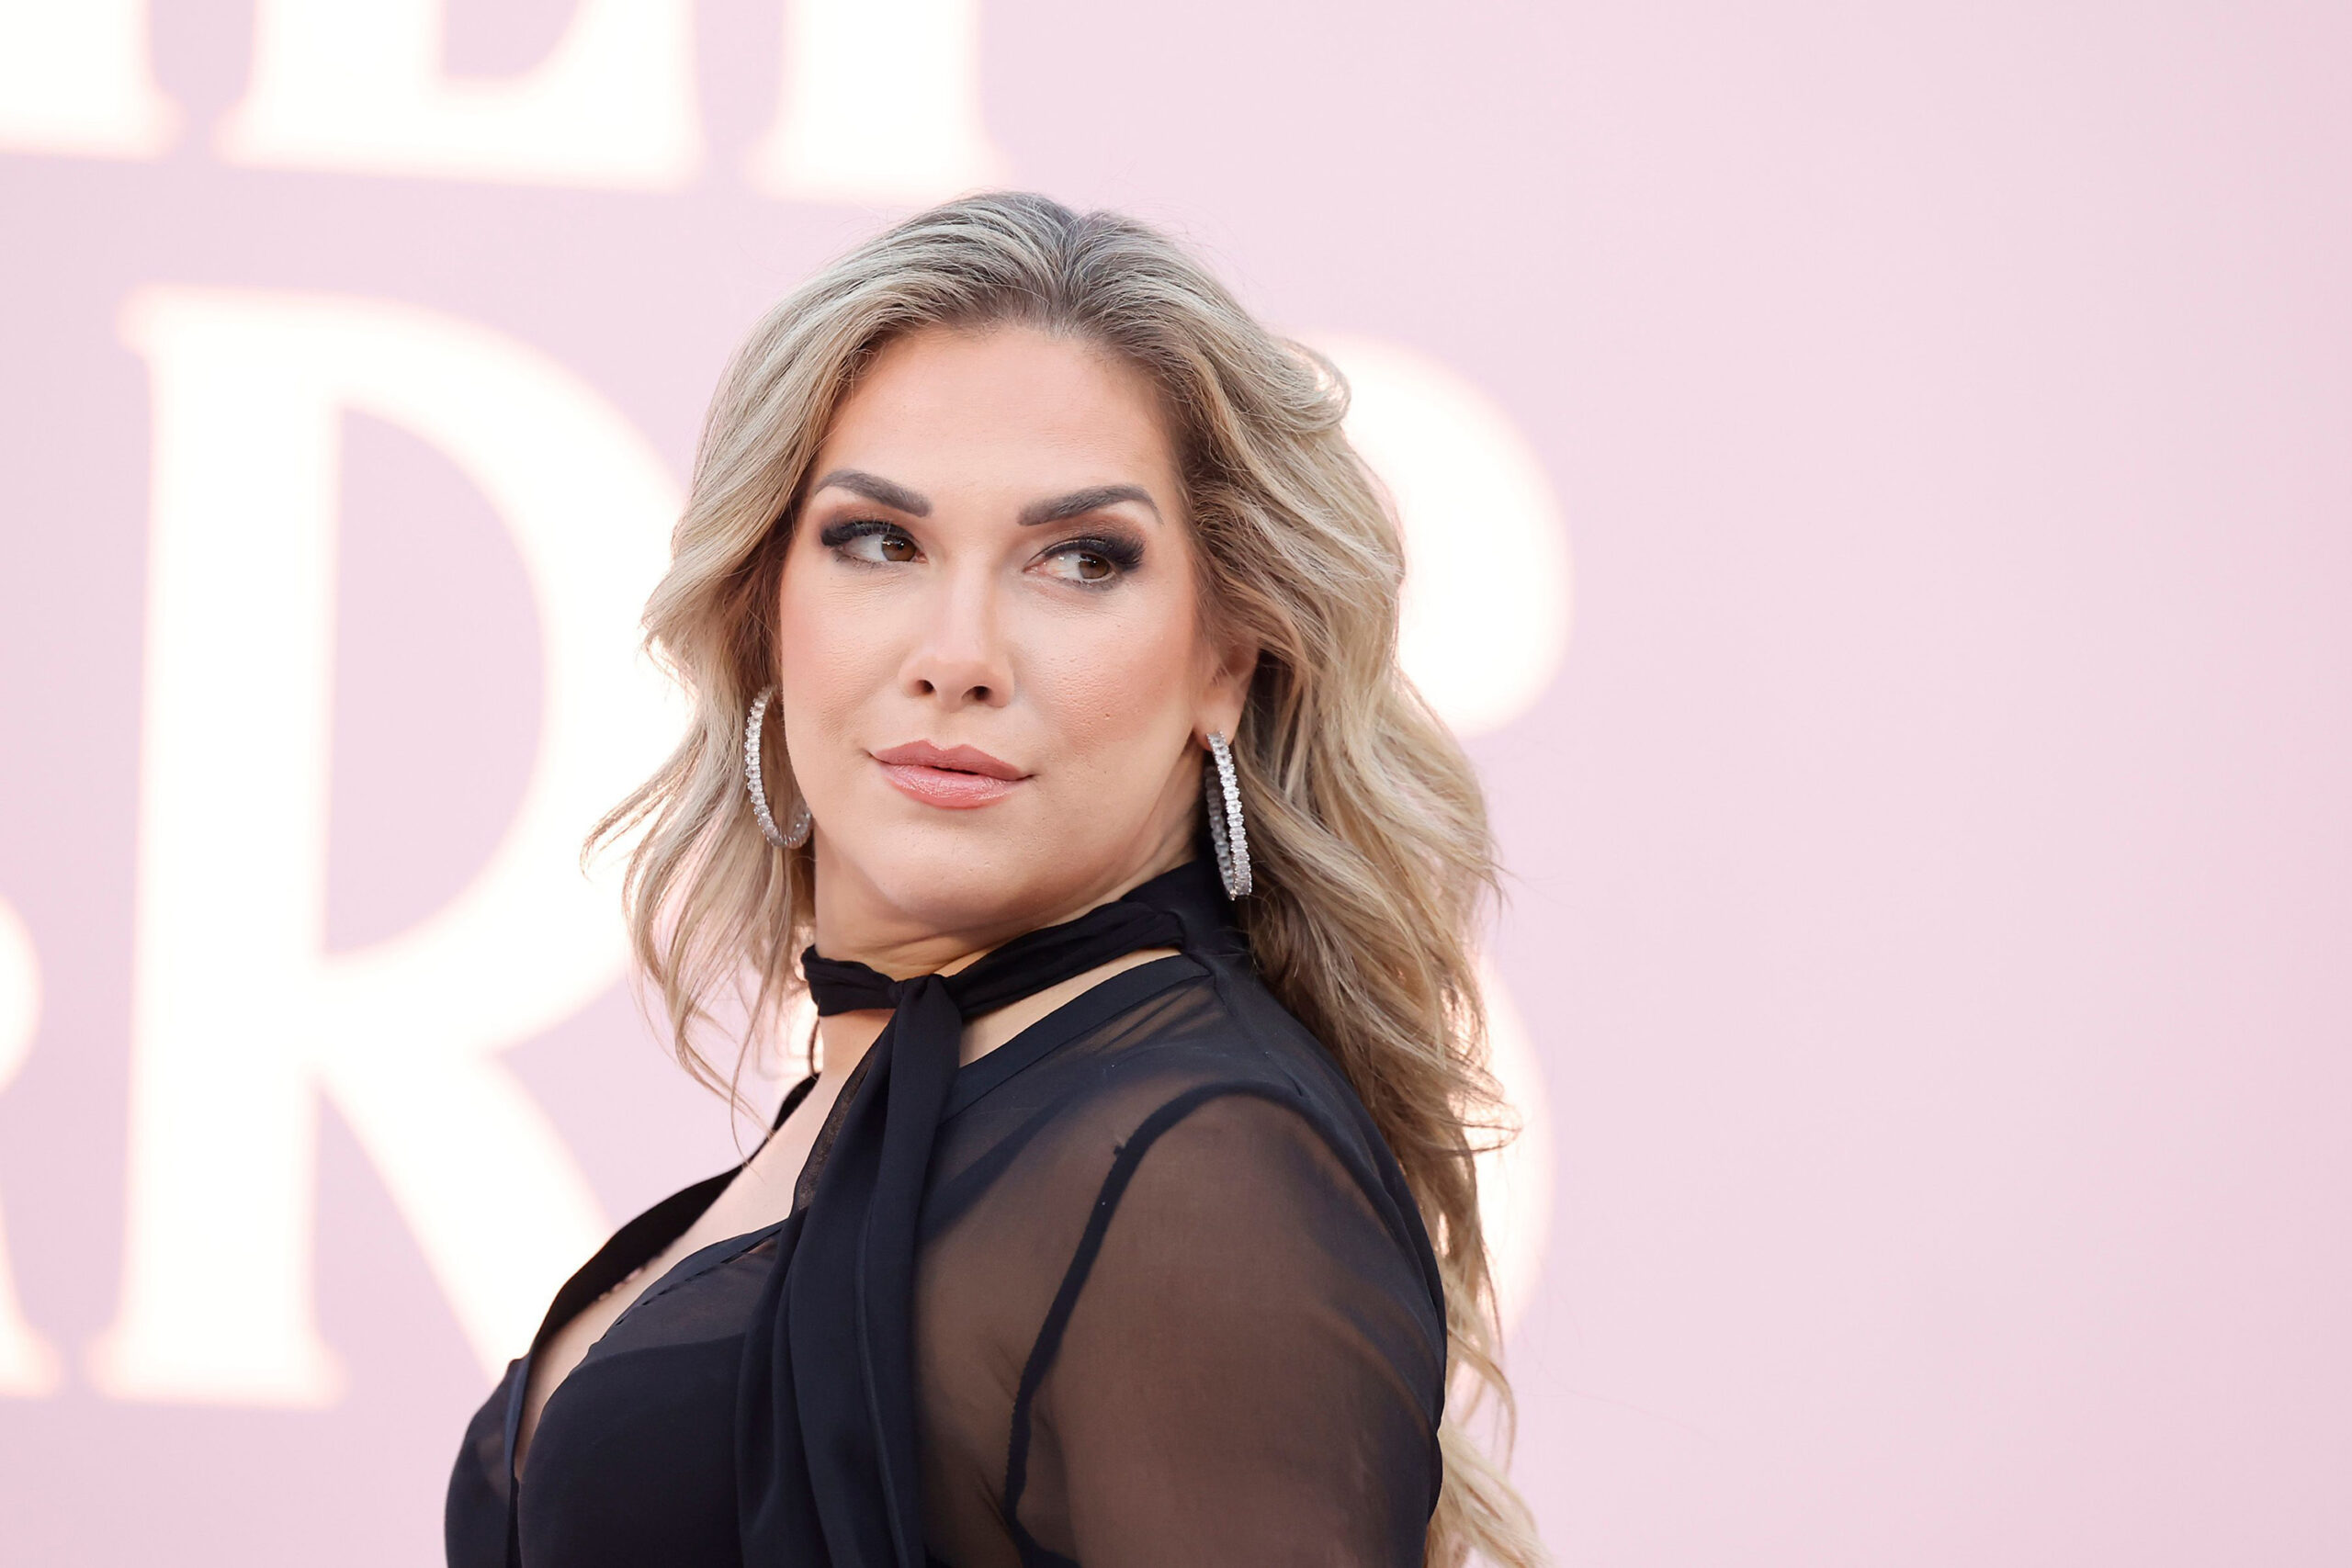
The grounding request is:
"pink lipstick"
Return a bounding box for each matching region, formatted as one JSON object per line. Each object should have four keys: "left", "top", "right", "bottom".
{"left": 870, "top": 740, "right": 1029, "bottom": 809}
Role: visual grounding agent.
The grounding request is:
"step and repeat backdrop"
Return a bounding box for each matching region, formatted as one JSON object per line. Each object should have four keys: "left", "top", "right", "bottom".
{"left": 2, "top": 3, "right": 2347, "bottom": 1564}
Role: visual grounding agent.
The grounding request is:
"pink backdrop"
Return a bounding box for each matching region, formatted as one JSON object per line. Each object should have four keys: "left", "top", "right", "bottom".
{"left": 5, "top": 3, "right": 2350, "bottom": 1563}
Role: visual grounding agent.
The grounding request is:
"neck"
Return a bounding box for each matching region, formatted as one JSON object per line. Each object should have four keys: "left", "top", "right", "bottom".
{"left": 806, "top": 834, "right": 1193, "bottom": 981}
{"left": 814, "top": 1010, "right": 892, "bottom": 1083}
{"left": 803, "top": 830, "right": 1197, "bottom": 1078}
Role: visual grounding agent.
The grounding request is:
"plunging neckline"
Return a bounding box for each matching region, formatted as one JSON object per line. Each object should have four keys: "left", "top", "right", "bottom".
{"left": 510, "top": 1069, "right": 821, "bottom": 1488}
{"left": 447, "top": 856, "right": 1450, "bottom": 1568}
{"left": 506, "top": 953, "right": 1205, "bottom": 1492}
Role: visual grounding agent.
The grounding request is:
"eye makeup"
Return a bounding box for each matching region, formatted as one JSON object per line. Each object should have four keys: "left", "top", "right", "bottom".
{"left": 817, "top": 518, "right": 901, "bottom": 547}
{"left": 818, "top": 518, "right": 919, "bottom": 564}
{"left": 1043, "top": 531, "right": 1145, "bottom": 571}
{"left": 811, "top": 516, "right": 1148, "bottom": 582}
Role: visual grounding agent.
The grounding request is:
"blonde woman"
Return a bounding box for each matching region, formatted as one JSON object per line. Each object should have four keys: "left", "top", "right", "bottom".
{"left": 446, "top": 193, "right": 1545, "bottom": 1568}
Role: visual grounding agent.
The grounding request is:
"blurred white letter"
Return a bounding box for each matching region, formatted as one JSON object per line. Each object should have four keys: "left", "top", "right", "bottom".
{"left": 0, "top": 897, "right": 61, "bottom": 1397}
{"left": 1476, "top": 958, "right": 1554, "bottom": 1334}
{"left": 0, "top": 0, "right": 177, "bottom": 157}
{"left": 90, "top": 288, "right": 681, "bottom": 1405}
{"left": 218, "top": 0, "right": 698, "bottom": 187}
{"left": 1312, "top": 335, "right": 1573, "bottom": 739}
{"left": 747, "top": 0, "right": 1009, "bottom": 204}
{"left": 1301, "top": 337, "right": 1566, "bottom": 1326}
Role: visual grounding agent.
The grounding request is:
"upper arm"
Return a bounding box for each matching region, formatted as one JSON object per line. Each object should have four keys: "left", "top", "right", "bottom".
{"left": 1011, "top": 1089, "right": 1444, "bottom": 1567}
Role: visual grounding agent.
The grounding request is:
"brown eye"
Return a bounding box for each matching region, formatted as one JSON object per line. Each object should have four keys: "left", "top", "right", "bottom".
{"left": 1039, "top": 539, "right": 1136, "bottom": 585}
{"left": 821, "top": 521, "right": 922, "bottom": 565}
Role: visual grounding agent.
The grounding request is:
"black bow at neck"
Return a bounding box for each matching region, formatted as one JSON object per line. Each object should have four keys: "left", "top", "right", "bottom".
{"left": 737, "top": 858, "right": 1223, "bottom": 1567}
{"left": 800, "top": 895, "right": 1188, "bottom": 1021}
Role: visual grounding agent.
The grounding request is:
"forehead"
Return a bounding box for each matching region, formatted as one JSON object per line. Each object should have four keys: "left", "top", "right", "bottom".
{"left": 816, "top": 323, "right": 1181, "bottom": 499}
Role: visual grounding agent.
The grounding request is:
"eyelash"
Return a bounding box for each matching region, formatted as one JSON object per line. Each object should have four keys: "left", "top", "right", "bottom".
{"left": 818, "top": 519, "right": 913, "bottom": 559}
{"left": 1050, "top": 534, "right": 1145, "bottom": 581}
{"left": 816, "top": 520, "right": 1144, "bottom": 586}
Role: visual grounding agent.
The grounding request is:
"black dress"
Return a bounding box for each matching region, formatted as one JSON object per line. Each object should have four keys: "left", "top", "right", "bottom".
{"left": 445, "top": 859, "right": 1448, "bottom": 1566}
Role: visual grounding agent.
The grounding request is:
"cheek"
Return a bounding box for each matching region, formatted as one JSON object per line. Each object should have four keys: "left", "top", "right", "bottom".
{"left": 773, "top": 559, "right": 888, "bottom": 747}
{"left": 1025, "top": 592, "right": 1204, "bottom": 763}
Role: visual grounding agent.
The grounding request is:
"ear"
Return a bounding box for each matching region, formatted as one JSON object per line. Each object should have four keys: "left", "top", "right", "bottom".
{"left": 1195, "top": 631, "right": 1259, "bottom": 744}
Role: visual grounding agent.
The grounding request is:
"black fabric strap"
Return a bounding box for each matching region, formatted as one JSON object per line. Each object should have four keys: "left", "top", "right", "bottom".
{"left": 735, "top": 868, "right": 1200, "bottom": 1567}
{"left": 800, "top": 898, "right": 1185, "bottom": 1020}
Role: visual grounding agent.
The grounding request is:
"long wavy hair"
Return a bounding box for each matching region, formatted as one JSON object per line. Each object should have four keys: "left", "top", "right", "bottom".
{"left": 593, "top": 192, "right": 1545, "bottom": 1568}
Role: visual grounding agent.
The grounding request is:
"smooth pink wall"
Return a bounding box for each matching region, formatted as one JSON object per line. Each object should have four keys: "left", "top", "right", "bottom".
{"left": 4, "top": 3, "right": 2350, "bottom": 1564}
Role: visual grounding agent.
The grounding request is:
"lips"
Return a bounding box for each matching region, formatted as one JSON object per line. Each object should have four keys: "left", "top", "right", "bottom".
{"left": 869, "top": 741, "right": 1030, "bottom": 810}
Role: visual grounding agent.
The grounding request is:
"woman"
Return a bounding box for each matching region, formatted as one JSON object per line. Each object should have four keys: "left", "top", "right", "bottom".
{"left": 446, "top": 192, "right": 1545, "bottom": 1568}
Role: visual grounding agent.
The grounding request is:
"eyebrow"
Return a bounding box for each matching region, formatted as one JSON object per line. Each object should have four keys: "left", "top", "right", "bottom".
{"left": 809, "top": 468, "right": 932, "bottom": 516}
{"left": 808, "top": 470, "right": 1159, "bottom": 527}
{"left": 1017, "top": 484, "right": 1159, "bottom": 527}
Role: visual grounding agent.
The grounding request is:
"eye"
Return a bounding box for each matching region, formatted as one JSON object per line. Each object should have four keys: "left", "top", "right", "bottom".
{"left": 1035, "top": 535, "right": 1143, "bottom": 586}
{"left": 1042, "top": 545, "right": 1116, "bottom": 583}
{"left": 820, "top": 520, "right": 920, "bottom": 565}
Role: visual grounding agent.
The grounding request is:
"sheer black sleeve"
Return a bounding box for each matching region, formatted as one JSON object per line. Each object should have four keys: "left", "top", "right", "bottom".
{"left": 1002, "top": 1089, "right": 1445, "bottom": 1565}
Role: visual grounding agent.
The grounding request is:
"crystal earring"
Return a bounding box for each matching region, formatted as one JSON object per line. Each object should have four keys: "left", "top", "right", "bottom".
{"left": 1203, "top": 730, "right": 1252, "bottom": 899}
{"left": 744, "top": 687, "right": 811, "bottom": 849}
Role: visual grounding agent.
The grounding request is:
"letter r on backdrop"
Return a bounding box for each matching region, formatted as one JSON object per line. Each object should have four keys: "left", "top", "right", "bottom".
{"left": 89, "top": 289, "right": 684, "bottom": 1406}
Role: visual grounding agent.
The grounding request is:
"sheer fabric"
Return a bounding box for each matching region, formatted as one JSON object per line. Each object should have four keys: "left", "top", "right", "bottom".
{"left": 446, "top": 859, "right": 1447, "bottom": 1566}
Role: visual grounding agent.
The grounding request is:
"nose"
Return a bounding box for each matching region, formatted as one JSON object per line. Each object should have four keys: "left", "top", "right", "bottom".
{"left": 899, "top": 561, "right": 1012, "bottom": 710}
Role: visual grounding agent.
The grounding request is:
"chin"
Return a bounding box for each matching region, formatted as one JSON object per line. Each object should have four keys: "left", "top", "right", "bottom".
{"left": 842, "top": 829, "right": 1073, "bottom": 938}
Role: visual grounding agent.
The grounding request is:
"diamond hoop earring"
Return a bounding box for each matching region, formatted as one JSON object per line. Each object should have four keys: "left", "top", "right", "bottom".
{"left": 744, "top": 687, "right": 811, "bottom": 849}
{"left": 1203, "top": 731, "right": 1252, "bottom": 899}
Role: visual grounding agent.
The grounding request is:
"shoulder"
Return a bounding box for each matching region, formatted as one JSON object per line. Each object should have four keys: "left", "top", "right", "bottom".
{"left": 950, "top": 950, "right": 1373, "bottom": 1170}
{"left": 930, "top": 952, "right": 1442, "bottom": 1319}
{"left": 933, "top": 966, "right": 1453, "bottom": 1564}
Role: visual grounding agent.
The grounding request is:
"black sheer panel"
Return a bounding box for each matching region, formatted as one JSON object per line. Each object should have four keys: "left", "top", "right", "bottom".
{"left": 911, "top": 980, "right": 1251, "bottom": 1567}
{"left": 447, "top": 863, "right": 1447, "bottom": 1567}
{"left": 1033, "top": 1093, "right": 1442, "bottom": 1564}
{"left": 912, "top": 967, "right": 1445, "bottom": 1567}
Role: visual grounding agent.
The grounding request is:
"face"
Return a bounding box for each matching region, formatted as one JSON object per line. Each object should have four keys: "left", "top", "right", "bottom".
{"left": 773, "top": 323, "right": 1249, "bottom": 964}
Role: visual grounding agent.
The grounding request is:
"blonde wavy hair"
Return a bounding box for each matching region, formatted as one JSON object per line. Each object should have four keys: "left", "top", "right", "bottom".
{"left": 593, "top": 192, "right": 1546, "bottom": 1568}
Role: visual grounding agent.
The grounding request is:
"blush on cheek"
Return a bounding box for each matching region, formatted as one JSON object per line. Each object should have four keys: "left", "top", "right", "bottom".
{"left": 773, "top": 561, "right": 903, "bottom": 803}
{"left": 1038, "top": 621, "right": 1201, "bottom": 755}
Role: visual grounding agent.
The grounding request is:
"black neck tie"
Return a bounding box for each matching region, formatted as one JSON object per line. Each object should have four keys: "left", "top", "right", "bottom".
{"left": 737, "top": 874, "right": 1196, "bottom": 1567}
